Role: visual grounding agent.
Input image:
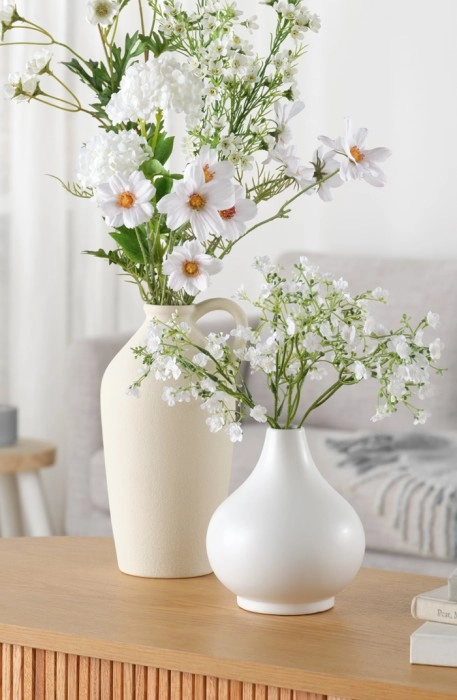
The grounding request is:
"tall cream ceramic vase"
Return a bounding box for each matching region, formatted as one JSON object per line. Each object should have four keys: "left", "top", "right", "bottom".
{"left": 101, "top": 299, "right": 247, "bottom": 578}
{"left": 206, "top": 427, "right": 366, "bottom": 614}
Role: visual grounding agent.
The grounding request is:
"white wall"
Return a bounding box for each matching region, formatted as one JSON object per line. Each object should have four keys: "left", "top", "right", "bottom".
{"left": 1, "top": 0, "right": 456, "bottom": 530}
{"left": 207, "top": 0, "right": 457, "bottom": 302}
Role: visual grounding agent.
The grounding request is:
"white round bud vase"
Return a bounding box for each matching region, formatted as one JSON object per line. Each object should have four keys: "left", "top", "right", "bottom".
{"left": 206, "top": 427, "right": 365, "bottom": 615}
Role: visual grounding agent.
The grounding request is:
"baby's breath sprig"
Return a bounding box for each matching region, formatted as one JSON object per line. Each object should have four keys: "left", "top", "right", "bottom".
{"left": 130, "top": 256, "right": 445, "bottom": 441}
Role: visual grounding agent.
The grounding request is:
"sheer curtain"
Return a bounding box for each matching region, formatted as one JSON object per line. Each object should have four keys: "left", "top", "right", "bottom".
{"left": 1, "top": 3, "right": 141, "bottom": 531}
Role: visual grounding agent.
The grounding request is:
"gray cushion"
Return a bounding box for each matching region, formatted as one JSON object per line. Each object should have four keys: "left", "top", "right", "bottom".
{"left": 308, "top": 426, "right": 457, "bottom": 562}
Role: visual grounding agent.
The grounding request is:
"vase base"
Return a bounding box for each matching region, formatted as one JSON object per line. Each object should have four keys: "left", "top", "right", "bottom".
{"left": 236, "top": 595, "right": 335, "bottom": 615}
{"left": 118, "top": 563, "right": 214, "bottom": 579}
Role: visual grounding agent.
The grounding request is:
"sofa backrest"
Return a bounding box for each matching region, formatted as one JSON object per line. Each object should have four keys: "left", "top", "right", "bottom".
{"left": 243, "top": 250, "right": 457, "bottom": 433}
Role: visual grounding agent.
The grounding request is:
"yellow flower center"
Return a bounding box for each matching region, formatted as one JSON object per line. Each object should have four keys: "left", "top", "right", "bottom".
{"left": 219, "top": 206, "right": 236, "bottom": 220}
{"left": 183, "top": 261, "right": 200, "bottom": 277}
{"left": 117, "top": 191, "right": 136, "bottom": 209}
{"left": 350, "top": 145, "right": 365, "bottom": 163}
{"left": 96, "top": 2, "right": 109, "bottom": 16}
{"left": 189, "top": 193, "right": 205, "bottom": 210}
{"left": 203, "top": 164, "right": 214, "bottom": 183}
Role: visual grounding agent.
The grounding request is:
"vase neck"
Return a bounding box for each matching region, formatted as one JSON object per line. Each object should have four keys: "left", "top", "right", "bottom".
{"left": 257, "top": 428, "right": 317, "bottom": 477}
{"left": 143, "top": 304, "right": 196, "bottom": 323}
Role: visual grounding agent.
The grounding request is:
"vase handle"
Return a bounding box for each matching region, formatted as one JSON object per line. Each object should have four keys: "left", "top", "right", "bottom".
{"left": 193, "top": 298, "right": 248, "bottom": 351}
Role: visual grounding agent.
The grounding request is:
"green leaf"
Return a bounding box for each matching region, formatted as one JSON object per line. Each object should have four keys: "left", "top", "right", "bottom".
{"left": 138, "top": 31, "right": 175, "bottom": 58}
{"left": 154, "top": 133, "right": 174, "bottom": 165}
{"left": 141, "top": 159, "right": 170, "bottom": 178}
{"left": 83, "top": 248, "right": 124, "bottom": 266}
{"left": 63, "top": 32, "right": 150, "bottom": 114}
{"left": 109, "top": 227, "right": 147, "bottom": 264}
{"left": 155, "top": 177, "right": 174, "bottom": 201}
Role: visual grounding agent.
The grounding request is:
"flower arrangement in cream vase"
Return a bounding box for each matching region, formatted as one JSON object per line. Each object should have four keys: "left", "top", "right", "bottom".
{"left": 1, "top": 0, "right": 391, "bottom": 579}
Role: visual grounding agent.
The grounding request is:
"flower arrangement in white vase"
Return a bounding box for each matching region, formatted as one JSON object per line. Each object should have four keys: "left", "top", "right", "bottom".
{"left": 131, "top": 255, "right": 444, "bottom": 611}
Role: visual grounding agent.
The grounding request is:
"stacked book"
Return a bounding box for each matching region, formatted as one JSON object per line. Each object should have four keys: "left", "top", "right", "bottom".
{"left": 410, "top": 568, "right": 457, "bottom": 666}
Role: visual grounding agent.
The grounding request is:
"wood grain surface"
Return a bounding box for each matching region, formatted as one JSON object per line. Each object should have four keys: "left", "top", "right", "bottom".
{"left": 0, "top": 537, "right": 453, "bottom": 700}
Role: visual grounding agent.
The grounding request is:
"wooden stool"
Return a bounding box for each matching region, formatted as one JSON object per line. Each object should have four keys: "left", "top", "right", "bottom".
{"left": 0, "top": 438, "right": 55, "bottom": 536}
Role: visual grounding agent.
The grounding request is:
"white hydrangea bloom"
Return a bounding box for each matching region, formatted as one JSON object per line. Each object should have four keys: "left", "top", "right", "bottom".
{"left": 76, "top": 130, "right": 151, "bottom": 188}
{"left": 106, "top": 53, "right": 204, "bottom": 130}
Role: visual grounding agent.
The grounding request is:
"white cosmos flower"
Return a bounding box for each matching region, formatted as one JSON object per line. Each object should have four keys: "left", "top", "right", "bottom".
{"left": 95, "top": 170, "right": 155, "bottom": 228}
{"left": 162, "top": 240, "right": 223, "bottom": 295}
{"left": 218, "top": 186, "right": 257, "bottom": 241}
{"left": 86, "top": 0, "right": 119, "bottom": 26}
{"left": 266, "top": 142, "right": 314, "bottom": 189}
{"left": 319, "top": 118, "right": 391, "bottom": 187}
{"left": 194, "top": 145, "right": 235, "bottom": 182}
{"left": 274, "top": 99, "right": 305, "bottom": 144}
{"left": 157, "top": 163, "right": 234, "bottom": 242}
{"left": 310, "top": 146, "right": 343, "bottom": 201}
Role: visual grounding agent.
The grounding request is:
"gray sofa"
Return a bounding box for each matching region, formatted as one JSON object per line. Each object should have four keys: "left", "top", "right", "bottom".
{"left": 65, "top": 250, "right": 457, "bottom": 576}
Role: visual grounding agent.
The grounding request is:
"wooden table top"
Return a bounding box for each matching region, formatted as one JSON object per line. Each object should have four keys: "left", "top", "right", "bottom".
{"left": 0, "top": 537, "right": 454, "bottom": 700}
{"left": 0, "top": 438, "right": 56, "bottom": 473}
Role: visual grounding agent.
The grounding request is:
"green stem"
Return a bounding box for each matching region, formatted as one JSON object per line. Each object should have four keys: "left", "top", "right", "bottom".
{"left": 151, "top": 110, "right": 163, "bottom": 152}
{"left": 98, "top": 25, "right": 114, "bottom": 87}
{"left": 49, "top": 72, "right": 82, "bottom": 108}
{"left": 221, "top": 170, "right": 340, "bottom": 259}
